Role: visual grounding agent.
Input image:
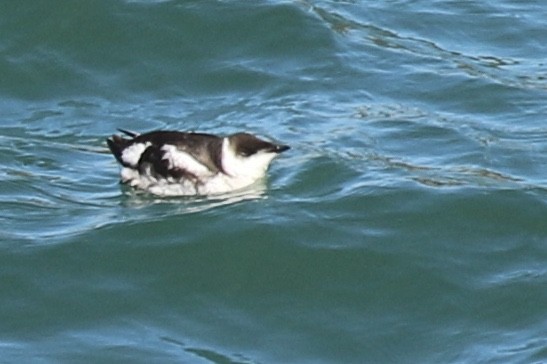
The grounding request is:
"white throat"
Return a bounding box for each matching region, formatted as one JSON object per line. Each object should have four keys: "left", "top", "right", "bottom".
{"left": 221, "top": 137, "right": 277, "bottom": 181}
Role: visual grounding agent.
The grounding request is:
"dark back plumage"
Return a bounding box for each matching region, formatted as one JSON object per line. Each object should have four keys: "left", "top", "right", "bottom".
{"left": 107, "top": 130, "right": 225, "bottom": 174}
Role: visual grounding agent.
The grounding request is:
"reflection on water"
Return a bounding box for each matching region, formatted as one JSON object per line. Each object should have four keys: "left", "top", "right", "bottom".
{"left": 120, "top": 179, "right": 268, "bottom": 214}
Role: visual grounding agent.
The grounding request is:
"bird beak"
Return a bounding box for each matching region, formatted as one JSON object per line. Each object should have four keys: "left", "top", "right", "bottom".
{"left": 274, "top": 144, "right": 290, "bottom": 153}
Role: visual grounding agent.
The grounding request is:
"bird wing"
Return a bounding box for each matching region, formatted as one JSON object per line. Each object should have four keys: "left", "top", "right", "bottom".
{"left": 160, "top": 144, "right": 214, "bottom": 179}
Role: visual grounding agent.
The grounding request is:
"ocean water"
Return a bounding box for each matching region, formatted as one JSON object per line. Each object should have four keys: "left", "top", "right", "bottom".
{"left": 1, "top": 1, "right": 546, "bottom": 363}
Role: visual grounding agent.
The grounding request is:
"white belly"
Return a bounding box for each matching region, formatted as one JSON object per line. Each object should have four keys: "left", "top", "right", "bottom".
{"left": 120, "top": 167, "right": 261, "bottom": 196}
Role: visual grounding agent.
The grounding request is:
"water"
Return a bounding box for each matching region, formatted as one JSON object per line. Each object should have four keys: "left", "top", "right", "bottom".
{"left": 1, "top": 1, "right": 546, "bottom": 362}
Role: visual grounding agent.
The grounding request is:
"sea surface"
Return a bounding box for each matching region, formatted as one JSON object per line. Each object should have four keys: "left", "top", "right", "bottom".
{"left": 1, "top": 1, "right": 546, "bottom": 363}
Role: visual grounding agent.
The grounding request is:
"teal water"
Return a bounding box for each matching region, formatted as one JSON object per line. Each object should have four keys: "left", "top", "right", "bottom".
{"left": 1, "top": 1, "right": 547, "bottom": 362}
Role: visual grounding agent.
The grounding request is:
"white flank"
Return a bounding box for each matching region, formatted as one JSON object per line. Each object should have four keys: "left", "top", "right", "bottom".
{"left": 120, "top": 167, "right": 139, "bottom": 183}
{"left": 121, "top": 142, "right": 151, "bottom": 167}
{"left": 161, "top": 145, "right": 212, "bottom": 178}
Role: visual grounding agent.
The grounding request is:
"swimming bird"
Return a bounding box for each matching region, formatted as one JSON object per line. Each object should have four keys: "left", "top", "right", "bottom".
{"left": 107, "top": 129, "right": 290, "bottom": 196}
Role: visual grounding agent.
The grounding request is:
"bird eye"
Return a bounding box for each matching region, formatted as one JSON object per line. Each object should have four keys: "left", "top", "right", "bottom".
{"left": 238, "top": 149, "right": 256, "bottom": 157}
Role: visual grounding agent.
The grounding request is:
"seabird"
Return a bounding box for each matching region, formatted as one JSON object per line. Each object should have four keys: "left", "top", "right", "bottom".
{"left": 107, "top": 129, "right": 290, "bottom": 196}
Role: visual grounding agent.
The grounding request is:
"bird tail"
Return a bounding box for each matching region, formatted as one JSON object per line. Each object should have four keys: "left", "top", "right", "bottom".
{"left": 117, "top": 128, "right": 139, "bottom": 138}
{"left": 107, "top": 130, "right": 137, "bottom": 167}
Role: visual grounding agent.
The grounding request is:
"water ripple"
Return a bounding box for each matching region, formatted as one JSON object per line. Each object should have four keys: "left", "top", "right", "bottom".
{"left": 306, "top": 1, "right": 547, "bottom": 91}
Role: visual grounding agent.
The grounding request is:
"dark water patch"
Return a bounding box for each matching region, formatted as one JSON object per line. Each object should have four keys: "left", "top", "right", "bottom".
{"left": 1, "top": 1, "right": 338, "bottom": 100}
